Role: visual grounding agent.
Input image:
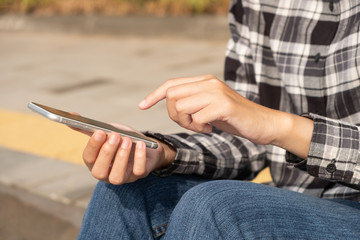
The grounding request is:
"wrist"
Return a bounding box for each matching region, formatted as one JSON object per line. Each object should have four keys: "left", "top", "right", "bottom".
{"left": 156, "top": 140, "right": 176, "bottom": 170}
{"left": 270, "top": 110, "right": 294, "bottom": 147}
{"left": 271, "top": 111, "right": 314, "bottom": 159}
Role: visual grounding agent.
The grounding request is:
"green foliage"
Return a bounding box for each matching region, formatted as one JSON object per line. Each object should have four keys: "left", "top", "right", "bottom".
{"left": 0, "top": 0, "right": 54, "bottom": 6}
{"left": 187, "top": 0, "right": 208, "bottom": 13}
{"left": 0, "top": 0, "right": 54, "bottom": 11}
{"left": 116, "top": 0, "right": 148, "bottom": 6}
{"left": 21, "top": 0, "right": 53, "bottom": 8}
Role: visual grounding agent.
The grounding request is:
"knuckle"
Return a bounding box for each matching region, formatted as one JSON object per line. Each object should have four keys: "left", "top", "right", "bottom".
{"left": 133, "top": 167, "right": 146, "bottom": 177}
{"left": 171, "top": 116, "right": 179, "bottom": 124}
{"left": 102, "top": 143, "right": 115, "bottom": 153}
{"left": 138, "top": 173, "right": 148, "bottom": 179}
{"left": 197, "top": 125, "right": 208, "bottom": 133}
{"left": 194, "top": 124, "right": 204, "bottom": 132}
{"left": 117, "top": 147, "right": 129, "bottom": 158}
{"left": 166, "top": 87, "right": 176, "bottom": 100}
{"left": 175, "top": 101, "right": 183, "bottom": 112}
{"left": 164, "top": 79, "right": 175, "bottom": 91}
{"left": 100, "top": 148, "right": 116, "bottom": 161}
{"left": 82, "top": 153, "right": 95, "bottom": 166}
{"left": 168, "top": 110, "right": 179, "bottom": 123}
{"left": 108, "top": 175, "right": 125, "bottom": 185}
{"left": 186, "top": 122, "right": 194, "bottom": 130}
{"left": 191, "top": 114, "right": 204, "bottom": 125}
{"left": 208, "top": 77, "right": 221, "bottom": 86}
{"left": 179, "top": 116, "right": 192, "bottom": 129}
{"left": 91, "top": 169, "right": 108, "bottom": 181}
{"left": 82, "top": 151, "right": 91, "bottom": 163}
{"left": 191, "top": 117, "right": 207, "bottom": 132}
{"left": 205, "top": 74, "right": 215, "bottom": 79}
{"left": 165, "top": 78, "right": 176, "bottom": 85}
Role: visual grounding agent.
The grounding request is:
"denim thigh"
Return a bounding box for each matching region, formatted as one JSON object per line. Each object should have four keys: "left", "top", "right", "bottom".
{"left": 77, "top": 174, "right": 209, "bottom": 240}
{"left": 164, "top": 180, "right": 360, "bottom": 239}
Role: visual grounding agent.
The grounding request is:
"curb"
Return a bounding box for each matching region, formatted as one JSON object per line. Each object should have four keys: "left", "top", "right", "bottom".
{"left": 0, "top": 147, "right": 96, "bottom": 238}
{"left": 0, "top": 147, "right": 97, "bottom": 209}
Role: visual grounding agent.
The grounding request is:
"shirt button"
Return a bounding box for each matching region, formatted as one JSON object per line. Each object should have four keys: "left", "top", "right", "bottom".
{"left": 329, "top": 1, "right": 334, "bottom": 12}
{"left": 326, "top": 163, "right": 336, "bottom": 173}
{"left": 314, "top": 53, "right": 321, "bottom": 63}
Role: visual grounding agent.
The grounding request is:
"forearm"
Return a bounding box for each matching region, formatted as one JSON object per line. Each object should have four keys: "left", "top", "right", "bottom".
{"left": 270, "top": 110, "right": 314, "bottom": 159}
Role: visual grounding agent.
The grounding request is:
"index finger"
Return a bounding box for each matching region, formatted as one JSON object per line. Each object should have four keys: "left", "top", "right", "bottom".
{"left": 138, "top": 75, "right": 214, "bottom": 110}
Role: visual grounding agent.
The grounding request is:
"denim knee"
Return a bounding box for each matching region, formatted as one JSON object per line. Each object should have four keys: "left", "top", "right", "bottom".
{"left": 175, "top": 180, "right": 266, "bottom": 209}
{"left": 164, "top": 180, "right": 265, "bottom": 239}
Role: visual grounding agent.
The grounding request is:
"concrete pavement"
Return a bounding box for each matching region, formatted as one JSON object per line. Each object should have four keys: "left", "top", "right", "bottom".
{"left": 0, "top": 28, "right": 228, "bottom": 133}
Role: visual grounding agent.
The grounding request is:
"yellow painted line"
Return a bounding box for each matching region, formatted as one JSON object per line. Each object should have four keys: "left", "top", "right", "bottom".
{"left": 0, "top": 108, "right": 88, "bottom": 165}
{"left": 0, "top": 108, "right": 272, "bottom": 183}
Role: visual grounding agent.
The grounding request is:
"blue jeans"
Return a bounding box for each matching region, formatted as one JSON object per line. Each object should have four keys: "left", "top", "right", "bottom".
{"left": 78, "top": 174, "right": 360, "bottom": 239}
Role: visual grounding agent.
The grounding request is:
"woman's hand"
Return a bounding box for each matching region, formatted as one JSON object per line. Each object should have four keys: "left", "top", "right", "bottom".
{"left": 138, "top": 74, "right": 314, "bottom": 159}
{"left": 71, "top": 122, "right": 175, "bottom": 185}
{"left": 138, "top": 75, "right": 278, "bottom": 145}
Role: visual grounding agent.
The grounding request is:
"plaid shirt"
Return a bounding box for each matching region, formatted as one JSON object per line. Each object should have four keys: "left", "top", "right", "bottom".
{"left": 148, "top": 0, "right": 360, "bottom": 201}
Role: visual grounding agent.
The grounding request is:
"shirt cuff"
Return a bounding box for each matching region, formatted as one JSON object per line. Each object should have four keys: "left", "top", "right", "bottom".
{"left": 144, "top": 131, "right": 202, "bottom": 177}
{"left": 305, "top": 113, "right": 360, "bottom": 185}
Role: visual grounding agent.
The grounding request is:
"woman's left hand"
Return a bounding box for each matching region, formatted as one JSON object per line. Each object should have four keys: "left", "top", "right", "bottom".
{"left": 138, "top": 75, "right": 279, "bottom": 146}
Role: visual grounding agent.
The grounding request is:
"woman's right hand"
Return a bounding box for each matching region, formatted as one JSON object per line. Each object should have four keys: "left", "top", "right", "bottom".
{"left": 71, "top": 122, "right": 175, "bottom": 185}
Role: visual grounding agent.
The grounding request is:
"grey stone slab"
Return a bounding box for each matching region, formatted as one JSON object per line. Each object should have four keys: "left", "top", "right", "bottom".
{"left": 0, "top": 147, "right": 96, "bottom": 208}
{"left": 33, "top": 170, "right": 97, "bottom": 204}
{"left": 0, "top": 183, "right": 84, "bottom": 238}
{"left": 1, "top": 156, "right": 75, "bottom": 187}
{"left": 0, "top": 149, "right": 49, "bottom": 185}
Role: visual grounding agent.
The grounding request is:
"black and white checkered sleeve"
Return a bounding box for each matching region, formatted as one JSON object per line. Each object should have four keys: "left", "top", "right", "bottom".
{"left": 301, "top": 114, "right": 360, "bottom": 186}
{"left": 146, "top": 128, "right": 267, "bottom": 180}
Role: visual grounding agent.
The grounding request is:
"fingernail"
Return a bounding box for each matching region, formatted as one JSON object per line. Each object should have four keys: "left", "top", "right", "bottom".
{"left": 121, "top": 138, "right": 131, "bottom": 148}
{"left": 94, "top": 131, "right": 103, "bottom": 141}
{"left": 108, "top": 134, "right": 118, "bottom": 145}
{"left": 136, "top": 141, "right": 145, "bottom": 149}
{"left": 138, "top": 99, "right": 147, "bottom": 109}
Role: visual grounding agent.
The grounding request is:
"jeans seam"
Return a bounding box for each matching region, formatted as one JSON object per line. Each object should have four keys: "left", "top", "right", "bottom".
{"left": 153, "top": 229, "right": 167, "bottom": 238}
{"left": 152, "top": 223, "right": 168, "bottom": 238}
{"left": 152, "top": 223, "right": 168, "bottom": 231}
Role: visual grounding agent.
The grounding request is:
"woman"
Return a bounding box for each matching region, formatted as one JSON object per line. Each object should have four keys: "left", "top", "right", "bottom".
{"left": 77, "top": 0, "right": 360, "bottom": 239}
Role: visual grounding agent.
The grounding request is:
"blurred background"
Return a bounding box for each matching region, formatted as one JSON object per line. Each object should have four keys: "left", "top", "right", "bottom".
{"left": 0, "top": 1, "right": 269, "bottom": 239}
